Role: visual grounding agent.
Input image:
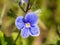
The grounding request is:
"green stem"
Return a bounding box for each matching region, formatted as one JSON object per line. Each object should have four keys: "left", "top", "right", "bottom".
{"left": 25, "top": 0, "right": 30, "bottom": 13}
{"left": 14, "top": 31, "right": 20, "bottom": 42}
{"left": 14, "top": 31, "right": 20, "bottom": 43}
{"left": 19, "top": 5, "right": 26, "bottom": 13}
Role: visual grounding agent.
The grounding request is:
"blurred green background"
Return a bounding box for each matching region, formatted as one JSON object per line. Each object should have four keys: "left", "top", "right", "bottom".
{"left": 0, "top": 0, "right": 60, "bottom": 45}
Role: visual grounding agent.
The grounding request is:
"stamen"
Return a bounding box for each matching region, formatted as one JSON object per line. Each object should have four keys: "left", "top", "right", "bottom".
{"left": 25, "top": 23, "right": 30, "bottom": 28}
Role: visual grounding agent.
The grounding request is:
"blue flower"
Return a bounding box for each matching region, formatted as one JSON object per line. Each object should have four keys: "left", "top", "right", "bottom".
{"left": 25, "top": 0, "right": 28, "bottom": 2}
{"left": 15, "top": 12, "right": 40, "bottom": 38}
{"left": 20, "top": 0, "right": 28, "bottom": 5}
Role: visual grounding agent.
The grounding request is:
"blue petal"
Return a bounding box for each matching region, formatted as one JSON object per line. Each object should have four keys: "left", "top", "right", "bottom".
{"left": 15, "top": 16, "right": 24, "bottom": 29}
{"left": 25, "top": 0, "right": 28, "bottom": 2}
{"left": 24, "top": 12, "right": 38, "bottom": 24}
{"left": 29, "top": 26, "right": 40, "bottom": 36}
{"left": 21, "top": 27, "right": 29, "bottom": 38}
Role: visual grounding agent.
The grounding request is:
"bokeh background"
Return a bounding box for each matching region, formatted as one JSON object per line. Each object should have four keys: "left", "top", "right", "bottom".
{"left": 0, "top": 0, "right": 60, "bottom": 45}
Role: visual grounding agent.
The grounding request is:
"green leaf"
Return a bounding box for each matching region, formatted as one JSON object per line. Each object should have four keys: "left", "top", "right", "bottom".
{"left": 7, "top": 9, "right": 17, "bottom": 18}
{"left": 57, "top": 40, "right": 60, "bottom": 45}
{"left": 4, "top": 34, "right": 16, "bottom": 45}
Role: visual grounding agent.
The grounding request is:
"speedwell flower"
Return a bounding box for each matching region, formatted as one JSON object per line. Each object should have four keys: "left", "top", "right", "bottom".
{"left": 25, "top": 0, "right": 28, "bottom": 2}
{"left": 20, "top": 0, "right": 28, "bottom": 5}
{"left": 15, "top": 12, "right": 40, "bottom": 38}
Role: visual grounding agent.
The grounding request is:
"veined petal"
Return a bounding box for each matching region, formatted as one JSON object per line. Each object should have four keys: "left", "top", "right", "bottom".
{"left": 30, "top": 23, "right": 38, "bottom": 27}
{"left": 15, "top": 16, "right": 24, "bottom": 29}
{"left": 29, "top": 26, "right": 40, "bottom": 36}
{"left": 21, "top": 27, "right": 29, "bottom": 38}
{"left": 24, "top": 12, "right": 38, "bottom": 24}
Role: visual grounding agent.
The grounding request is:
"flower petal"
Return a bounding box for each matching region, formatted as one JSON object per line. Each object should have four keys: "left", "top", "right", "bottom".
{"left": 15, "top": 16, "right": 24, "bottom": 29}
{"left": 21, "top": 27, "right": 29, "bottom": 38}
{"left": 24, "top": 12, "right": 38, "bottom": 24}
{"left": 25, "top": 0, "right": 28, "bottom": 2}
{"left": 29, "top": 26, "right": 40, "bottom": 36}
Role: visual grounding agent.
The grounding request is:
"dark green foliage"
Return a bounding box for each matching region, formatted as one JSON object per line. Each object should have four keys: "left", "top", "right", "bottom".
{"left": 0, "top": 38, "right": 2, "bottom": 45}
{"left": 56, "top": 24, "right": 60, "bottom": 37}
{"left": 7, "top": 9, "right": 17, "bottom": 18}
{"left": 57, "top": 40, "right": 60, "bottom": 45}
{"left": 4, "top": 34, "right": 16, "bottom": 45}
{"left": 27, "top": 37, "right": 34, "bottom": 45}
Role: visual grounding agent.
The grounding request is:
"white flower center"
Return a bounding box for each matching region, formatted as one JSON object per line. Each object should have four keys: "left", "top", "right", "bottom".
{"left": 25, "top": 23, "right": 31, "bottom": 28}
